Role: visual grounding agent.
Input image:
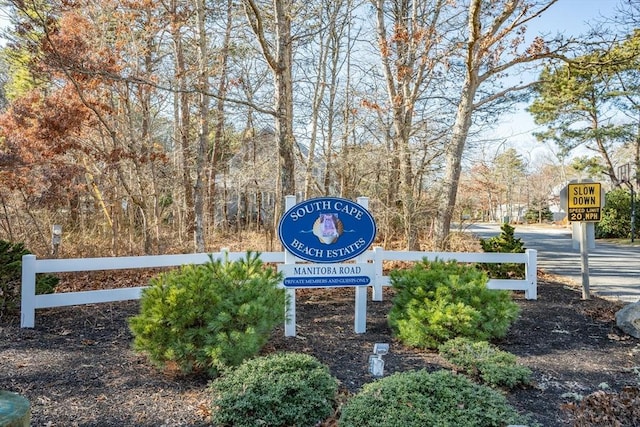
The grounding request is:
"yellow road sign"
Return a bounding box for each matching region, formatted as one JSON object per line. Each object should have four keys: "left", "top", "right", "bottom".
{"left": 567, "top": 182, "right": 602, "bottom": 222}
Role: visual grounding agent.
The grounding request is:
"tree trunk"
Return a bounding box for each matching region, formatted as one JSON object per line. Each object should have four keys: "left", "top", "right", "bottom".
{"left": 170, "top": 1, "right": 195, "bottom": 243}
{"left": 193, "top": 0, "right": 209, "bottom": 252}
{"left": 303, "top": 7, "right": 328, "bottom": 198}
{"left": 374, "top": 0, "right": 440, "bottom": 250}
{"left": 435, "top": 0, "right": 481, "bottom": 249}
{"left": 208, "top": 0, "right": 233, "bottom": 234}
{"left": 273, "top": 0, "right": 295, "bottom": 223}
{"left": 243, "top": 0, "right": 295, "bottom": 228}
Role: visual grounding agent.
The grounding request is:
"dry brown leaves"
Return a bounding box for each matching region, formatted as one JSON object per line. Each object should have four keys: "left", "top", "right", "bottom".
{"left": 562, "top": 386, "right": 640, "bottom": 427}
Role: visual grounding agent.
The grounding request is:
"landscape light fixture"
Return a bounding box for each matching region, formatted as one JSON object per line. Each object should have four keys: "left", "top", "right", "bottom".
{"left": 51, "top": 225, "right": 62, "bottom": 257}
{"left": 368, "top": 343, "right": 389, "bottom": 377}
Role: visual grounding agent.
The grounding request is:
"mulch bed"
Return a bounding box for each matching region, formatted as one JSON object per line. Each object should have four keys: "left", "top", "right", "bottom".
{"left": 1, "top": 275, "right": 639, "bottom": 426}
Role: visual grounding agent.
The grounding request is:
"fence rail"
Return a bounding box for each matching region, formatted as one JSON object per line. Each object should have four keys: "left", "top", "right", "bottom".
{"left": 21, "top": 248, "right": 537, "bottom": 330}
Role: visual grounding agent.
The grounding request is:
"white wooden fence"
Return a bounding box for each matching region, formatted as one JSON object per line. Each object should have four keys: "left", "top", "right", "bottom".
{"left": 21, "top": 248, "right": 537, "bottom": 334}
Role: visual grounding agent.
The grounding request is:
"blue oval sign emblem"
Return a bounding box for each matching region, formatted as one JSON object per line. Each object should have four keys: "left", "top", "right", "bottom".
{"left": 278, "top": 197, "right": 377, "bottom": 263}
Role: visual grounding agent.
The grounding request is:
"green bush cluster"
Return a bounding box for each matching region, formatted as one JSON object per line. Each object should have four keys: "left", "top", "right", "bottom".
{"left": 0, "top": 240, "right": 58, "bottom": 318}
{"left": 596, "top": 188, "right": 639, "bottom": 239}
{"left": 339, "top": 369, "right": 534, "bottom": 427}
{"left": 388, "top": 259, "right": 520, "bottom": 349}
{"left": 128, "top": 251, "right": 285, "bottom": 377}
{"left": 479, "top": 222, "right": 526, "bottom": 279}
{"left": 524, "top": 206, "right": 554, "bottom": 223}
{"left": 438, "top": 337, "right": 532, "bottom": 389}
{"left": 210, "top": 352, "right": 338, "bottom": 427}
{"left": 124, "top": 250, "right": 532, "bottom": 426}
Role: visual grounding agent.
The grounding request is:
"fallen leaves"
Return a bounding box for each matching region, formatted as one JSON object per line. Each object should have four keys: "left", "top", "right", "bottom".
{"left": 562, "top": 386, "right": 640, "bottom": 427}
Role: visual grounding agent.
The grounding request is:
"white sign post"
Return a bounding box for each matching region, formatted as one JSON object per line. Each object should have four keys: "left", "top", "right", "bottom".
{"left": 561, "top": 181, "right": 604, "bottom": 300}
{"left": 578, "top": 221, "right": 591, "bottom": 299}
{"left": 354, "top": 197, "right": 370, "bottom": 333}
{"left": 283, "top": 195, "right": 297, "bottom": 337}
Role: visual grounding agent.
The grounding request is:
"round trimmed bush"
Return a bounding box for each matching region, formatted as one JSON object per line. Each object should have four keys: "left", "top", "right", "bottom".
{"left": 388, "top": 259, "right": 520, "bottom": 349}
{"left": 128, "top": 251, "right": 284, "bottom": 377}
{"left": 210, "top": 352, "right": 338, "bottom": 427}
{"left": 339, "top": 369, "right": 533, "bottom": 427}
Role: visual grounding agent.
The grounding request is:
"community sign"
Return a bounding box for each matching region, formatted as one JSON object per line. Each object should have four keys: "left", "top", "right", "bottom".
{"left": 278, "top": 197, "right": 377, "bottom": 263}
{"left": 277, "top": 197, "right": 377, "bottom": 288}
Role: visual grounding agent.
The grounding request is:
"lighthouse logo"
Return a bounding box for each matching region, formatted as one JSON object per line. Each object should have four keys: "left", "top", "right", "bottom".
{"left": 312, "top": 213, "right": 343, "bottom": 244}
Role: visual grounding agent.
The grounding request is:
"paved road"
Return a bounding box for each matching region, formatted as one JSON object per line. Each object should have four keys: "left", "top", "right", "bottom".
{"left": 465, "top": 223, "right": 640, "bottom": 303}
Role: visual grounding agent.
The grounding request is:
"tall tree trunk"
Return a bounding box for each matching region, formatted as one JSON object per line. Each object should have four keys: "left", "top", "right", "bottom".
{"left": 208, "top": 0, "right": 233, "bottom": 231}
{"left": 194, "top": 0, "right": 210, "bottom": 252}
{"left": 322, "top": 4, "right": 344, "bottom": 197}
{"left": 339, "top": 6, "right": 355, "bottom": 199}
{"left": 243, "top": 0, "right": 295, "bottom": 228}
{"left": 170, "top": 1, "right": 195, "bottom": 244}
{"left": 435, "top": 0, "right": 560, "bottom": 248}
{"left": 435, "top": 0, "right": 481, "bottom": 249}
{"left": 304, "top": 14, "right": 328, "bottom": 199}
{"left": 273, "top": 0, "right": 295, "bottom": 221}
{"left": 140, "top": 8, "right": 159, "bottom": 254}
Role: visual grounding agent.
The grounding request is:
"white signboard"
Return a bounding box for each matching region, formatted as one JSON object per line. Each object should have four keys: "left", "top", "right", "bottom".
{"left": 278, "top": 263, "right": 375, "bottom": 288}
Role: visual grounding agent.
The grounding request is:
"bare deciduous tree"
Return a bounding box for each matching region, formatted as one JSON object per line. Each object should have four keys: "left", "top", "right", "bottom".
{"left": 242, "top": 0, "right": 296, "bottom": 228}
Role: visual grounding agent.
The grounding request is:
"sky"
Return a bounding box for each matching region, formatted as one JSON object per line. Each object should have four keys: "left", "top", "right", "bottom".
{"left": 0, "top": 5, "right": 9, "bottom": 47}
{"left": 488, "top": 0, "right": 629, "bottom": 166}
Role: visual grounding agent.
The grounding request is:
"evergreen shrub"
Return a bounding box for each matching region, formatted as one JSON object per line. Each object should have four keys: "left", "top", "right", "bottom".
{"left": 388, "top": 259, "right": 519, "bottom": 349}
{"left": 129, "top": 251, "right": 284, "bottom": 377}
{"left": 0, "top": 240, "right": 58, "bottom": 318}
{"left": 339, "top": 369, "right": 535, "bottom": 427}
{"left": 479, "top": 223, "right": 526, "bottom": 279}
{"left": 438, "top": 337, "right": 532, "bottom": 388}
{"left": 210, "top": 352, "right": 338, "bottom": 427}
{"left": 524, "top": 206, "right": 554, "bottom": 223}
{"left": 596, "top": 188, "right": 639, "bottom": 239}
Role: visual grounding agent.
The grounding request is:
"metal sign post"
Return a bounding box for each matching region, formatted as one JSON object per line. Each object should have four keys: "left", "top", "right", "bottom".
{"left": 579, "top": 222, "right": 590, "bottom": 299}
{"left": 561, "top": 181, "right": 604, "bottom": 300}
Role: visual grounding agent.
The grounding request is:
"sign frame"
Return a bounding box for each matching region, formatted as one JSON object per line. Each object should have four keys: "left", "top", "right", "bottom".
{"left": 567, "top": 182, "right": 602, "bottom": 222}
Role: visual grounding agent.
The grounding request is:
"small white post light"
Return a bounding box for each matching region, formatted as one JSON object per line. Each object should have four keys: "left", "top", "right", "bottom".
{"left": 51, "top": 225, "right": 62, "bottom": 257}
{"left": 368, "top": 343, "right": 389, "bottom": 377}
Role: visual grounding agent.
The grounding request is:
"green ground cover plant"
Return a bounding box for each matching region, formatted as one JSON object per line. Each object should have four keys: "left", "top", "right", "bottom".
{"left": 210, "top": 352, "right": 338, "bottom": 427}
{"left": 339, "top": 369, "right": 535, "bottom": 427}
{"left": 129, "top": 251, "right": 284, "bottom": 377}
{"left": 439, "top": 337, "right": 532, "bottom": 388}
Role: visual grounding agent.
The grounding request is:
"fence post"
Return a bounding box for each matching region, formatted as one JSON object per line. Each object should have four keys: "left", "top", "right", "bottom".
{"left": 372, "top": 246, "right": 384, "bottom": 301}
{"left": 21, "top": 254, "right": 37, "bottom": 328}
{"left": 354, "top": 197, "right": 370, "bottom": 333}
{"left": 525, "top": 249, "right": 538, "bottom": 300}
